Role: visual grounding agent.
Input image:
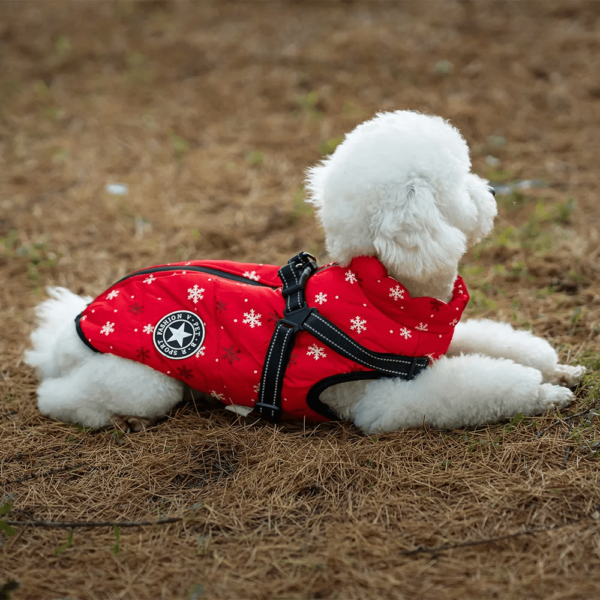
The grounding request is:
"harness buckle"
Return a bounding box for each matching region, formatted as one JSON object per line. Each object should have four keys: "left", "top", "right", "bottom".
{"left": 279, "top": 306, "right": 317, "bottom": 332}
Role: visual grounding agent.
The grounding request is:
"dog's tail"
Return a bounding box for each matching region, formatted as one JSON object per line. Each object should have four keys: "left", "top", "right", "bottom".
{"left": 25, "top": 287, "right": 93, "bottom": 380}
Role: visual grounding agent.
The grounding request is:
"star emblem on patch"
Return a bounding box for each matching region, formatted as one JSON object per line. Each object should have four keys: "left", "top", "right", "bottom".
{"left": 153, "top": 310, "right": 206, "bottom": 360}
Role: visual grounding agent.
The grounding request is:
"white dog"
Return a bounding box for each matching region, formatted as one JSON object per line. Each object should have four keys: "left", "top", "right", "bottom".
{"left": 25, "top": 110, "right": 585, "bottom": 433}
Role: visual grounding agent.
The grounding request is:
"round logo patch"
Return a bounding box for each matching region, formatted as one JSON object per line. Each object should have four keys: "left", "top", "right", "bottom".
{"left": 153, "top": 310, "right": 205, "bottom": 360}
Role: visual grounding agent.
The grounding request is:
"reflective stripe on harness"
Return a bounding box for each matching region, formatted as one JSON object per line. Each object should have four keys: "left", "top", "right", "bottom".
{"left": 254, "top": 252, "right": 430, "bottom": 422}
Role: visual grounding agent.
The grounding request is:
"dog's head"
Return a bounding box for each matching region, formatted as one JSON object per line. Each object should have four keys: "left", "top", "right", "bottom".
{"left": 305, "top": 110, "right": 497, "bottom": 280}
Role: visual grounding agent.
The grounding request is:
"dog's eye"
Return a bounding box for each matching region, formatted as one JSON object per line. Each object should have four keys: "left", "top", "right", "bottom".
{"left": 488, "top": 186, "right": 496, "bottom": 197}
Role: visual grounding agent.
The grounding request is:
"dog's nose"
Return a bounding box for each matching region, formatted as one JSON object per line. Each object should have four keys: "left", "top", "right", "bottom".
{"left": 488, "top": 186, "right": 496, "bottom": 197}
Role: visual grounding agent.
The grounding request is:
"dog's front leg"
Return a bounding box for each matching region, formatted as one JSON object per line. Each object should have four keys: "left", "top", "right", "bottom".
{"left": 352, "top": 354, "right": 574, "bottom": 434}
{"left": 448, "top": 319, "right": 586, "bottom": 387}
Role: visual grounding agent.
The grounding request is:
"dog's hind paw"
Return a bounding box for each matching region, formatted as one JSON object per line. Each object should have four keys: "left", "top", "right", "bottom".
{"left": 545, "top": 364, "right": 587, "bottom": 388}
{"left": 537, "top": 383, "right": 574, "bottom": 411}
{"left": 110, "top": 414, "right": 158, "bottom": 433}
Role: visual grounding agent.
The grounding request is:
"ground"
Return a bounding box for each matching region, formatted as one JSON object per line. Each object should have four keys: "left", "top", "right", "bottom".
{"left": 2, "top": 1, "right": 600, "bottom": 599}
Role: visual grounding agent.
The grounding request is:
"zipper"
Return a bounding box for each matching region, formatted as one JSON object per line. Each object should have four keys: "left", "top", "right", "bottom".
{"left": 114, "top": 265, "right": 278, "bottom": 289}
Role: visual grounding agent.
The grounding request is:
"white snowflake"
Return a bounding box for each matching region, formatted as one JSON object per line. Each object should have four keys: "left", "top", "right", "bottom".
{"left": 195, "top": 345, "right": 206, "bottom": 358}
{"left": 187, "top": 284, "right": 205, "bottom": 304}
{"left": 143, "top": 274, "right": 156, "bottom": 285}
{"left": 389, "top": 285, "right": 405, "bottom": 301}
{"left": 307, "top": 344, "right": 327, "bottom": 361}
{"left": 143, "top": 324, "right": 155, "bottom": 334}
{"left": 450, "top": 318, "right": 459, "bottom": 326}
{"left": 253, "top": 383, "right": 260, "bottom": 394}
{"left": 345, "top": 270, "right": 357, "bottom": 284}
{"left": 425, "top": 353, "right": 436, "bottom": 361}
{"left": 243, "top": 309, "right": 262, "bottom": 328}
{"left": 399, "top": 327, "right": 412, "bottom": 339}
{"left": 106, "top": 290, "right": 119, "bottom": 300}
{"left": 314, "top": 292, "right": 328, "bottom": 305}
{"left": 243, "top": 270, "right": 260, "bottom": 282}
{"left": 210, "top": 390, "right": 225, "bottom": 402}
{"left": 100, "top": 321, "right": 115, "bottom": 336}
{"left": 80, "top": 315, "right": 87, "bottom": 321}
{"left": 350, "top": 316, "right": 367, "bottom": 334}
{"left": 416, "top": 323, "right": 428, "bottom": 331}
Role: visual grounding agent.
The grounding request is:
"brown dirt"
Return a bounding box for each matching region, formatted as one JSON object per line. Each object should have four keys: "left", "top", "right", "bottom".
{"left": 2, "top": 2, "right": 600, "bottom": 599}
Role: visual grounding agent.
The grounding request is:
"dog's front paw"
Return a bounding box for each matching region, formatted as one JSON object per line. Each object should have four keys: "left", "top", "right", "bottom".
{"left": 545, "top": 364, "right": 586, "bottom": 388}
{"left": 353, "top": 399, "right": 392, "bottom": 434}
{"left": 537, "top": 383, "right": 574, "bottom": 411}
{"left": 111, "top": 414, "right": 158, "bottom": 433}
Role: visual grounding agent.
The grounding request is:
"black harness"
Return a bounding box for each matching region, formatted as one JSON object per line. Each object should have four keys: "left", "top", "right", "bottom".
{"left": 255, "top": 252, "right": 430, "bottom": 422}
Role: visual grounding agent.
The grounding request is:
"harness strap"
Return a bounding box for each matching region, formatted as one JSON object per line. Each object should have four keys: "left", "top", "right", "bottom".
{"left": 255, "top": 252, "right": 430, "bottom": 423}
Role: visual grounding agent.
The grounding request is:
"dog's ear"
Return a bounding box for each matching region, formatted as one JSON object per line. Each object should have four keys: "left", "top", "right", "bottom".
{"left": 372, "top": 179, "right": 467, "bottom": 279}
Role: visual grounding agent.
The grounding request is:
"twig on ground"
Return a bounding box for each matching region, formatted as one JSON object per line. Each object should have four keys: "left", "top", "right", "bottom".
{"left": 5, "top": 517, "right": 182, "bottom": 529}
{"left": 400, "top": 514, "right": 598, "bottom": 556}
{"left": 536, "top": 398, "right": 600, "bottom": 438}
{"left": 2, "top": 464, "right": 85, "bottom": 486}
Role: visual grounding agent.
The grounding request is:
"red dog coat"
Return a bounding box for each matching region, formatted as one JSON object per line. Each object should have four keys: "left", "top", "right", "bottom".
{"left": 76, "top": 255, "right": 469, "bottom": 422}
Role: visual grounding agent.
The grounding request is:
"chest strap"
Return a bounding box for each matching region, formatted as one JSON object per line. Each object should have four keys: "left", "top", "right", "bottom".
{"left": 255, "top": 252, "right": 430, "bottom": 422}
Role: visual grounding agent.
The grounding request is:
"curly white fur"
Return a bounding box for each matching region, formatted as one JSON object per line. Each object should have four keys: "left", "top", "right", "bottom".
{"left": 25, "top": 110, "right": 584, "bottom": 432}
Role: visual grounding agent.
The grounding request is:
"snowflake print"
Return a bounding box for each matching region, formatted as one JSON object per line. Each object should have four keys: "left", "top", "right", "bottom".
{"left": 80, "top": 315, "right": 87, "bottom": 321}
{"left": 195, "top": 345, "right": 206, "bottom": 358}
{"left": 210, "top": 391, "right": 225, "bottom": 402}
{"left": 187, "top": 284, "right": 205, "bottom": 304}
{"left": 253, "top": 384, "right": 260, "bottom": 395}
{"left": 143, "top": 274, "right": 156, "bottom": 284}
{"left": 177, "top": 366, "right": 194, "bottom": 380}
{"left": 243, "top": 270, "right": 260, "bottom": 282}
{"left": 450, "top": 318, "right": 459, "bottom": 326}
{"left": 425, "top": 353, "right": 436, "bottom": 362}
{"left": 128, "top": 302, "right": 144, "bottom": 315}
{"left": 222, "top": 345, "right": 241, "bottom": 365}
{"left": 267, "top": 310, "right": 281, "bottom": 324}
{"left": 307, "top": 344, "right": 327, "bottom": 361}
{"left": 345, "top": 270, "right": 358, "bottom": 284}
{"left": 106, "top": 290, "right": 119, "bottom": 300}
{"left": 136, "top": 347, "right": 150, "bottom": 362}
{"left": 289, "top": 353, "right": 298, "bottom": 366}
{"left": 350, "top": 316, "right": 367, "bottom": 334}
{"left": 243, "top": 309, "right": 262, "bottom": 328}
{"left": 216, "top": 299, "right": 228, "bottom": 313}
{"left": 100, "top": 321, "right": 115, "bottom": 336}
{"left": 399, "top": 327, "right": 412, "bottom": 339}
{"left": 314, "top": 292, "right": 328, "bottom": 305}
{"left": 389, "top": 285, "right": 405, "bottom": 301}
{"left": 430, "top": 299, "right": 444, "bottom": 312}
{"left": 143, "top": 324, "right": 155, "bottom": 334}
{"left": 416, "top": 323, "right": 428, "bottom": 331}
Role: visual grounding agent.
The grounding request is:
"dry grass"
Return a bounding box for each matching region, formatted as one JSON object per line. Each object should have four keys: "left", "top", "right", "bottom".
{"left": 3, "top": 1, "right": 600, "bottom": 598}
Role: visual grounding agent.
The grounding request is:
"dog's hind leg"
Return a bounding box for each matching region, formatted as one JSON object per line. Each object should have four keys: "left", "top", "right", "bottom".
{"left": 37, "top": 353, "right": 184, "bottom": 429}
{"left": 449, "top": 319, "right": 586, "bottom": 387}
{"left": 352, "top": 353, "right": 573, "bottom": 434}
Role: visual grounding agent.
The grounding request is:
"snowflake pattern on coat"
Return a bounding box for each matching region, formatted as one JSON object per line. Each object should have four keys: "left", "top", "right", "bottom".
{"left": 307, "top": 344, "right": 327, "bottom": 360}
{"left": 243, "top": 309, "right": 262, "bottom": 328}
{"left": 416, "top": 323, "right": 428, "bottom": 331}
{"left": 143, "top": 324, "right": 154, "bottom": 334}
{"left": 345, "top": 270, "right": 358, "bottom": 284}
{"left": 106, "top": 290, "right": 119, "bottom": 300}
{"left": 100, "top": 322, "right": 115, "bottom": 336}
{"left": 143, "top": 274, "right": 156, "bottom": 285}
{"left": 350, "top": 316, "right": 367, "bottom": 334}
{"left": 243, "top": 271, "right": 260, "bottom": 281}
{"left": 389, "top": 285, "right": 405, "bottom": 301}
{"left": 399, "top": 327, "right": 412, "bottom": 339}
{"left": 314, "top": 292, "right": 328, "bottom": 305}
{"left": 187, "top": 284, "right": 205, "bottom": 304}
